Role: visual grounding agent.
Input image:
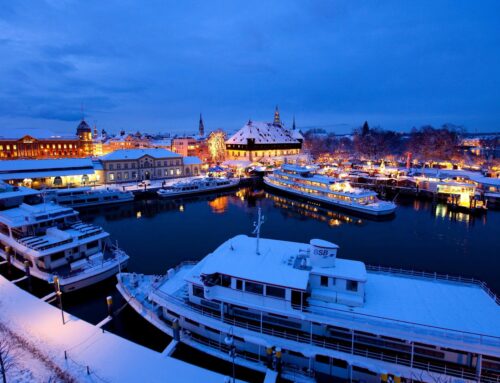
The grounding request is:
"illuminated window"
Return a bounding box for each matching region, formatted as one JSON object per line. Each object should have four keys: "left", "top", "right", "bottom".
{"left": 109, "top": 173, "right": 115, "bottom": 181}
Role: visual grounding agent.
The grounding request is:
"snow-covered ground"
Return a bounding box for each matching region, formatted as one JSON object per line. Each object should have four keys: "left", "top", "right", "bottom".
{"left": 0, "top": 325, "right": 57, "bottom": 383}
{"left": 0, "top": 275, "right": 246, "bottom": 382}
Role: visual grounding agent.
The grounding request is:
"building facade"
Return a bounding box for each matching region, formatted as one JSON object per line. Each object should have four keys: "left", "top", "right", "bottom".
{"left": 225, "top": 107, "right": 303, "bottom": 162}
{"left": 0, "top": 120, "right": 93, "bottom": 160}
{"left": 97, "top": 148, "right": 201, "bottom": 184}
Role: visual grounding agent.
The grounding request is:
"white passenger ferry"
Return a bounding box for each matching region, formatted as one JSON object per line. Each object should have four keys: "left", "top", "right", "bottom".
{"left": 118, "top": 214, "right": 500, "bottom": 383}
{"left": 44, "top": 187, "right": 134, "bottom": 208}
{"left": 264, "top": 165, "right": 396, "bottom": 216}
{"left": 0, "top": 182, "right": 129, "bottom": 292}
{"left": 157, "top": 177, "right": 240, "bottom": 198}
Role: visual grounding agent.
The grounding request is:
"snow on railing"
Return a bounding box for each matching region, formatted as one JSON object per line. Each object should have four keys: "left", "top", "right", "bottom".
{"left": 150, "top": 288, "right": 499, "bottom": 381}
{"left": 366, "top": 265, "right": 500, "bottom": 305}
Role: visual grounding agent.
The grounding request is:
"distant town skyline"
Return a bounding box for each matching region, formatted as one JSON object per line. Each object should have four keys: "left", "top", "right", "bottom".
{"left": 1, "top": 1, "right": 499, "bottom": 135}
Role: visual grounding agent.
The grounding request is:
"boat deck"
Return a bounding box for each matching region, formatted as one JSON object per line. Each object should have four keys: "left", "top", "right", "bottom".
{"left": 308, "top": 270, "right": 500, "bottom": 339}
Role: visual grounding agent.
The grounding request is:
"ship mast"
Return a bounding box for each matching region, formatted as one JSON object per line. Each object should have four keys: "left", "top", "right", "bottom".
{"left": 252, "top": 207, "right": 265, "bottom": 255}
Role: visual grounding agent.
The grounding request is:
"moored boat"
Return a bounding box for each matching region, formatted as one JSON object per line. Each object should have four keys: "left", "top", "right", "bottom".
{"left": 264, "top": 165, "right": 396, "bottom": 216}
{"left": 157, "top": 177, "right": 240, "bottom": 198}
{"left": 0, "top": 182, "right": 129, "bottom": 292}
{"left": 117, "top": 214, "right": 500, "bottom": 383}
{"left": 44, "top": 187, "right": 134, "bottom": 208}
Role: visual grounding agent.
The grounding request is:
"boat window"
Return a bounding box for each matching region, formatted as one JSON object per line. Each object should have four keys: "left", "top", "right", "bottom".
{"left": 51, "top": 251, "right": 65, "bottom": 262}
{"left": 266, "top": 285, "right": 285, "bottom": 299}
{"left": 346, "top": 280, "right": 358, "bottom": 292}
{"left": 220, "top": 274, "right": 231, "bottom": 287}
{"left": 86, "top": 240, "right": 99, "bottom": 250}
{"left": 235, "top": 279, "right": 243, "bottom": 290}
{"left": 245, "top": 281, "right": 264, "bottom": 295}
{"left": 192, "top": 285, "right": 204, "bottom": 298}
{"left": 320, "top": 276, "right": 328, "bottom": 287}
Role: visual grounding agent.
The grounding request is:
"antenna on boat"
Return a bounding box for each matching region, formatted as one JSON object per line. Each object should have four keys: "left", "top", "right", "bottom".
{"left": 252, "top": 207, "right": 265, "bottom": 255}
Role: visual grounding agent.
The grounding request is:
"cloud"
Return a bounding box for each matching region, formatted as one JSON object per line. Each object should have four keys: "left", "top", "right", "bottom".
{"left": 0, "top": 0, "right": 499, "bottom": 133}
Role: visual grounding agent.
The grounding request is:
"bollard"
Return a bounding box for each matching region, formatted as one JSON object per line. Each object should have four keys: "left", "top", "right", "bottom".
{"left": 106, "top": 296, "right": 113, "bottom": 317}
{"left": 5, "top": 246, "right": 11, "bottom": 275}
{"left": 24, "top": 261, "right": 32, "bottom": 292}
{"left": 275, "top": 347, "right": 282, "bottom": 374}
{"left": 172, "top": 318, "right": 180, "bottom": 341}
{"left": 266, "top": 345, "right": 273, "bottom": 369}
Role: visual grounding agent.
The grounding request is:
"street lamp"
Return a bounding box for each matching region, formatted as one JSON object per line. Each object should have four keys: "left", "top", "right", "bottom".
{"left": 224, "top": 328, "right": 236, "bottom": 383}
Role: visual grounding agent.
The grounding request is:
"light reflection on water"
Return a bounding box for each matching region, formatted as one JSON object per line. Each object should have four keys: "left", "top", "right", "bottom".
{"left": 77, "top": 186, "right": 499, "bottom": 292}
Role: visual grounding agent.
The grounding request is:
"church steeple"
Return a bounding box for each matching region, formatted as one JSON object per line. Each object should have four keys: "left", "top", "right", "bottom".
{"left": 199, "top": 113, "right": 205, "bottom": 137}
{"left": 273, "top": 105, "right": 281, "bottom": 126}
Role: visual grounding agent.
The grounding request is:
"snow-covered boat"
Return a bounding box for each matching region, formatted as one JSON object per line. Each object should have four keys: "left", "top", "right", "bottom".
{"left": 264, "top": 165, "right": 396, "bottom": 216}
{"left": 117, "top": 217, "right": 500, "bottom": 383}
{"left": 44, "top": 187, "right": 134, "bottom": 208}
{"left": 0, "top": 182, "right": 129, "bottom": 292}
{"left": 157, "top": 177, "right": 239, "bottom": 198}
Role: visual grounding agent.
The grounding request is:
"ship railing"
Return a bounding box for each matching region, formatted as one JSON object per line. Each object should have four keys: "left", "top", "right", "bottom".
{"left": 151, "top": 289, "right": 499, "bottom": 382}
{"left": 366, "top": 265, "right": 500, "bottom": 305}
{"left": 186, "top": 330, "right": 315, "bottom": 379}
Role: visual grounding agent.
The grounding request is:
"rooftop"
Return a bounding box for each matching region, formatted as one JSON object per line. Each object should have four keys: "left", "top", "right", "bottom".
{"left": 188, "top": 235, "right": 366, "bottom": 290}
{"left": 99, "top": 148, "right": 180, "bottom": 161}
{"left": 0, "top": 202, "right": 76, "bottom": 227}
{"left": 226, "top": 121, "right": 301, "bottom": 145}
{"left": 0, "top": 158, "right": 94, "bottom": 173}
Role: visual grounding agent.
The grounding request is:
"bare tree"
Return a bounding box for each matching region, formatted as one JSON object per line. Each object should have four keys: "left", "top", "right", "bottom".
{"left": 0, "top": 338, "right": 16, "bottom": 383}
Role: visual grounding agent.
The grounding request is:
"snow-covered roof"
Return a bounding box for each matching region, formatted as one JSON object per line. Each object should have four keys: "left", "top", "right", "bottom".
{"left": 189, "top": 235, "right": 310, "bottom": 290}
{"left": 226, "top": 121, "right": 301, "bottom": 145}
{"left": 183, "top": 156, "right": 202, "bottom": 165}
{"left": 0, "top": 182, "right": 40, "bottom": 200}
{"left": 0, "top": 158, "right": 94, "bottom": 172}
{"left": 188, "top": 235, "right": 366, "bottom": 290}
{"left": 0, "top": 128, "right": 77, "bottom": 140}
{"left": 99, "top": 148, "right": 180, "bottom": 161}
{"left": 0, "top": 202, "right": 75, "bottom": 227}
{"left": 0, "top": 159, "right": 95, "bottom": 180}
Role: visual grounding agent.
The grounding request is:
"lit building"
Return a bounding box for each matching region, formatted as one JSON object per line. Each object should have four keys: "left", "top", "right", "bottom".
{"left": 0, "top": 158, "right": 98, "bottom": 188}
{"left": 0, "top": 119, "right": 94, "bottom": 159}
{"left": 225, "top": 107, "right": 303, "bottom": 162}
{"left": 97, "top": 148, "right": 201, "bottom": 184}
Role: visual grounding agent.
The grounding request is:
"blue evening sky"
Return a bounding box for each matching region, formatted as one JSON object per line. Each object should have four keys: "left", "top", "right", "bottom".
{"left": 0, "top": 0, "right": 499, "bottom": 135}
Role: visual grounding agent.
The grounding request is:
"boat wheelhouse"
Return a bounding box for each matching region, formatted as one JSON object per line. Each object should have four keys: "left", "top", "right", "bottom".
{"left": 0, "top": 184, "right": 129, "bottom": 292}
{"left": 157, "top": 177, "right": 239, "bottom": 198}
{"left": 264, "top": 165, "right": 396, "bottom": 216}
{"left": 44, "top": 187, "right": 134, "bottom": 208}
{"left": 118, "top": 234, "right": 500, "bottom": 383}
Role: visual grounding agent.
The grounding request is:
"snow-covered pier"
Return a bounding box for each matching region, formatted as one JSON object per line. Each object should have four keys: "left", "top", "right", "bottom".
{"left": 0, "top": 275, "right": 246, "bottom": 382}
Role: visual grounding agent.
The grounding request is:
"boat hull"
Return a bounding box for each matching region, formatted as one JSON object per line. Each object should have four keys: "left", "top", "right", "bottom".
{"left": 0, "top": 249, "right": 128, "bottom": 292}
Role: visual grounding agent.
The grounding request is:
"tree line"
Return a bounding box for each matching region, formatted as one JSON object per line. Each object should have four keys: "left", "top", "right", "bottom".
{"left": 303, "top": 122, "right": 498, "bottom": 162}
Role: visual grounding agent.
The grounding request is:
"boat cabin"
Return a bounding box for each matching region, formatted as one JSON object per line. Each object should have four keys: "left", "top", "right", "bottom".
{"left": 186, "top": 235, "right": 366, "bottom": 315}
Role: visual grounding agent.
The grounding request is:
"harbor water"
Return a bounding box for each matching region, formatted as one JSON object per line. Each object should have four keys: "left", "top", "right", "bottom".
{"left": 2, "top": 185, "right": 499, "bottom": 381}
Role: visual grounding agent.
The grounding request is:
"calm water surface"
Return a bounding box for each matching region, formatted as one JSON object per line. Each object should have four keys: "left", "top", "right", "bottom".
{"left": 79, "top": 187, "right": 500, "bottom": 292}
{"left": 5, "top": 186, "right": 497, "bottom": 381}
